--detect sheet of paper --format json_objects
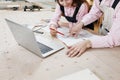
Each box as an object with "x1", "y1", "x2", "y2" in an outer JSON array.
[
  {"x1": 42, "y1": 26, "x2": 98, "y2": 46},
  {"x1": 56, "y1": 69, "x2": 101, "y2": 80}
]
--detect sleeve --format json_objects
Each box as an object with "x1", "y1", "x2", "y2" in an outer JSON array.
[
  {"x1": 89, "y1": 8, "x2": 120, "y2": 48},
  {"x1": 49, "y1": 4, "x2": 62, "y2": 27},
  {"x1": 71, "y1": 2, "x2": 89, "y2": 27},
  {"x1": 81, "y1": 0, "x2": 102, "y2": 26},
  {"x1": 76, "y1": 2, "x2": 89, "y2": 23}
]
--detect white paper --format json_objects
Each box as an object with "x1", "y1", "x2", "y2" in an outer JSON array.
[
  {"x1": 56, "y1": 69, "x2": 101, "y2": 80},
  {"x1": 42, "y1": 26, "x2": 98, "y2": 46}
]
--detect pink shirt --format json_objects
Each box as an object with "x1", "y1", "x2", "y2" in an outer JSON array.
[
  {"x1": 81, "y1": 0, "x2": 120, "y2": 48},
  {"x1": 50, "y1": 3, "x2": 89, "y2": 28}
]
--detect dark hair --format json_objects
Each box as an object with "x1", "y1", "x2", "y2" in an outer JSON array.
[{"x1": 55, "y1": 0, "x2": 89, "y2": 7}]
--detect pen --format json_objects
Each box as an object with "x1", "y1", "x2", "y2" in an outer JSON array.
[
  {"x1": 33, "y1": 30, "x2": 44, "y2": 34},
  {"x1": 105, "y1": 28, "x2": 109, "y2": 32},
  {"x1": 50, "y1": 27, "x2": 64, "y2": 36}
]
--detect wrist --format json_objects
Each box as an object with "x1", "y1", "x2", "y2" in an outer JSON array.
[
  {"x1": 85, "y1": 40, "x2": 92, "y2": 48},
  {"x1": 80, "y1": 21, "x2": 84, "y2": 27},
  {"x1": 78, "y1": 22, "x2": 84, "y2": 29}
]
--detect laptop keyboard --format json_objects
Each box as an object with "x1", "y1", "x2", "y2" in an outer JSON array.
[{"x1": 37, "y1": 42, "x2": 53, "y2": 54}]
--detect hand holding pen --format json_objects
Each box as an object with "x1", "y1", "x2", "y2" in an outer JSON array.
[{"x1": 49, "y1": 25, "x2": 64, "y2": 37}]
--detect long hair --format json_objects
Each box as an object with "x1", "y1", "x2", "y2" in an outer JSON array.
[{"x1": 55, "y1": 0, "x2": 89, "y2": 7}]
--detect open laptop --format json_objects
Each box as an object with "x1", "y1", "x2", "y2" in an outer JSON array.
[{"x1": 5, "y1": 19, "x2": 64, "y2": 58}]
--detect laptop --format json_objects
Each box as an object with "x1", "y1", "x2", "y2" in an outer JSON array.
[{"x1": 5, "y1": 19, "x2": 64, "y2": 58}]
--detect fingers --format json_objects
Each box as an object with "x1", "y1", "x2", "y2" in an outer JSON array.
[
  {"x1": 66, "y1": 46, "x2": 75, "y2": 55},
  {"x1": 69, "y1": 48, "x2": 80, "y2": 57},
  {"x1": 69, "y1": 29, "x2": 80, "y2": 38},
  {"x1": 50, "y1": 30, "x2": 57, "y2": 37},
  {"x1": 66, "y1": 41, "x2": 88, "y2": 57},
  {"x1": 76, "y1": 48, "x2": 86, "y2": 57},
  {"x1": 50, "y1": 25, "x2": 57, "y2": 37},
  {"x1": 69, "y1": 23, "x2": 82, "y2": 37},
  {"x1": 69, "y1": 31, "x2": 76, "y2": 37},
  {"x1": 67, "y1": 47, "x2": 85, "y2": 57},
  {"x1": 67, "y1": 46, "x2": 72, "y2": 49},
  {"x1": 69, "y1": 27, "x2": 75, "y2": 37},
  {"x1": 69, "y1": 30, "x2": 73, "y2": 37},
  {"x1": 73, "y1": 32, "x2": 79, "y2": 38},
  {"x1": 67, "y1": 45, "x2": 80, "y2": 57}
]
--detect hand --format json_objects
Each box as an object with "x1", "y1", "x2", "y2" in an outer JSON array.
[
  {"x1": 66, "y1": 40, "x2": 91, "y2": 57},
  {"x1": 50, "y1": 24, "x2": 57, "y2": 37},
  {"x1": 70, "y1": 22, "x2": 84, "y2": 37}
]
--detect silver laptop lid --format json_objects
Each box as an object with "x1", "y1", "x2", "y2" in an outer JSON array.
[{"x1": 5, "y1": 19, "x2": 42, "y2": 57}]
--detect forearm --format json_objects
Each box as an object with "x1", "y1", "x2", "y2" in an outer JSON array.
[
  {"x1": 89, "y1": 8, "x2": 120, "y2": 48},
  {"x1": 58, "y1": 21, "x2": 69, "y2": 27},
  {"x1": 89, "y1": 35, "x2": 120, "y2": 48},
  {"x1": 49, "y1": 4, "x2": 62, "y2": 28},
  {"x1": 81, "y1": 0, "x2": 102, "y2": 26}
]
